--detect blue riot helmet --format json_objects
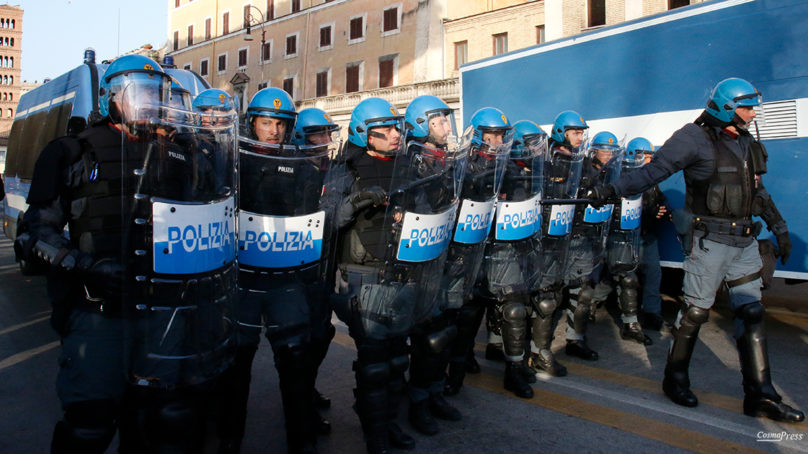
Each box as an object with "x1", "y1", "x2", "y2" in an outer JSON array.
[
  {"x1": 99, "y1": 54, "x2": 171, "y2": 122},
  {"x1": 405, "y1": 95, "x2": 457, "y2": 147},
  {"x1": 246, "y1": 87, "x2": 297, "y2": 144},
  {"x1": 293, "y1": 107, "x2": 340, "y2": 146},
  {"x1": 705, "y1": 77, "x2": 761, "y2": 125},
  {"x1": 587, "y1": 131, "x2": 622, "y2": 168},
  {"x1": 550, "y1": 110, "x2": 588, "y2": 148},
  {"x1": 193, "y1": 88, "x2": 237, "y2": 112},
  {"x1": 469, "y1": 107, "x2": 511, "y2": 148},
  {"x1": 511, "y1": 120, "x2": 546, "y2": 159},
  {"x1": 193, "y1": 88, "x2": 237, "y2": 127},
  {"x1": 348, "y1": 97, "x2": 404, "y2": 155},
  {"x1": 626, "y1": 137, "x2": 654, "y2": 167}
]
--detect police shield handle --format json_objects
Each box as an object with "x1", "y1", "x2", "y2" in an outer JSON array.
[{"x1": 584, "y1": 184, "x2": 616, "y2": 208}]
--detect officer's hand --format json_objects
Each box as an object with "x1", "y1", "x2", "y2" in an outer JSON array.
[
  {"x1": 65, "y1": 249, "x2": 94, "y2": 271},
  {"x1": 585, "y1": 184, "x2": 615, "y2": 208},
  {"x1": 82, "y1": 258, "x2": 125, "y2": 297},
  {"x1": 357, "y1": 186, "x2": 387, "y2": 207},
  {"x1": 776, "y1": 232, "x2": 792, "y2": 265}
]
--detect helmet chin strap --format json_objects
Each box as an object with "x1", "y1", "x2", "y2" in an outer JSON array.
[{"x1": 732, "y1": 112, "x2": 751, "y2": 131}]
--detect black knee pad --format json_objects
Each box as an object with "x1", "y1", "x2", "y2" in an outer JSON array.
[
  {"x1": 356, "y1": 361, "x2": 391, "y2": 387},
  {"x1": 502, "y1": 302, "x2": 527, "y2": 322},
  {"x1": 426, "y1": 325, "x2": 456, "y2": 354},
  {"x1": 577, "y1": 285, "x2": 594, "y2": 307},
  {"x1": 682, "y1": 305, "x2": 709, "y2": 325},
  {"x1": 736, "y1": 301, "x2": 765, "y2": 323},
  {"x1": 619, "y1": 272, "x2": 640, "y2": 289},
  {"x1": 533, "y1": 295, "x2": 557, "y2": 319},
  {"x1": 389, "y1": 354, "x2": 409, "y2": 375}
]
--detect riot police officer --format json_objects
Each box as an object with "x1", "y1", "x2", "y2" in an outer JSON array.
[
  {"x1": 530, "y1": 111, "x2": 587, "y2": 377},
  {"x1": 333, "y1": 97, "x2": 462, "y2": 453},
  {"x1": 561, "y1": 131, "x2": 624, "y2": 361},
  {"x1": 219, "y1": 88, "x2": 339, "y2": 454},
  {"x1": 589, "y1": 78, "x2": 803, "y2": 422},
  {"x1": 402, "y1": 95, "x2": 465, "y2": 435},
  {"x1": 442, "y1": 108, "x2": 513, "y2": 397},
  {"x1": 16, "y1": 54, "x2": 239, "y2": 453}
]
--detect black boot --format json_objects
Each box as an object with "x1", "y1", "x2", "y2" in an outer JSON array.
[
  {"x1": 662, "y1": 306, "x2": 706, "y2": 408},
  {"x1": 529, "y1": 350, "x2": 567, "y2": 377},
  {"x1": 429, "y1": 392, "x2": 461, "y2": 421},
  {"x1": 621, "y1": 322, "x2": 653, "y2": 345},
  {"x1": 388, "y1": 423, "x2": 415, "y2": 450},
  {"x1": 640, "y1": 311, "x2": 665, "y2": 331},
  {"x1": 276, "y1": 346, "x2": 318, "y2": 454},
  {"x1": 504, "y1": 361, "x2": 534, "y2": 398},
  {"x1": 408, "y1": 399, "x2": 439, "y2": 435},
  {"x1": 520, "y1": 357, "x2": 537, "y2": 384},
  {"x1": 443, "y1": 361, "x2": 466, "y2": 396},
  {"x1": 737, "y1": 303, "x2": 805, "y2": 423},
  {"x1": 565, "y1": 339, "x2": 599, "y2": 361}
]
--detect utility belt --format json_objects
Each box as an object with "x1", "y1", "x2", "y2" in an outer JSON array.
[{"x1": 692, "y1": 216, "x2": 760, "y2": 237}]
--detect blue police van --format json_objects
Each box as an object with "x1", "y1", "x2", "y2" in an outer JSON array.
[
  {"x1": 460, "y1": 0, "x2": 808, "y2": 281},
  {"x1": 2, "y1": 50, "x2": 209, "y2": 272}
]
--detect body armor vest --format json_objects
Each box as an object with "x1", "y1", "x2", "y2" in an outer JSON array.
[
  {"x1": 65, "y1": 124, "x2": 135, "y2": 259},
  {"x1": 344, "y1": 151, "x2": 396, "y2": 266},
  {"x1": 685, "y1": 127, "x2": 754, "y2": 221}
]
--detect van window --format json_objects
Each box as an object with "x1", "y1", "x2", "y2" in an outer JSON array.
[{"x1": 4, "y1": 117, "x2": 24, "y2": 177}]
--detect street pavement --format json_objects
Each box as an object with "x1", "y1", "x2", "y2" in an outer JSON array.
[{"x1": 1, "y1": 236, "x2": 807, "y2": 454}]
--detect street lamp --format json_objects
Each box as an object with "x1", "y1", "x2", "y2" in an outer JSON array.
[{"x1": 244, "y1": 5, "x2": 267, "y2": 85}]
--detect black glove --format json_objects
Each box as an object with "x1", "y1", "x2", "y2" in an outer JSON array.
[
  {"x1": 585, "y1": 184, "x2": 615, "y2": 208},
  {"x1": 775, "y1": 232, "x2": 792, "y2": 265},
  {"x1": 81, "y1": 258, "x2": 125, "y2": 299},
  {"x1": 336, "y1": 186, "x2": 387, "y2": 228}
]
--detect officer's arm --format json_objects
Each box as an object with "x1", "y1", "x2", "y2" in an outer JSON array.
[
  {"x1": 612, "y1": 126, "x2": 701, "y2": 197},
  {"x1": 753, "y1": 184, "x2": 787, "y2": 235},
  {"x1": 16, "y1": 139, "x2": 82, "y2": 269}
]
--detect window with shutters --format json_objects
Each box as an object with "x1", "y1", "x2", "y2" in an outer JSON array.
[
  {"x1": 222, "y1": 12, "x2": 230, "y2": 34},
  {"x1": 292, "y1": 0, "x2": 300, "y2": 13},
  {"x1": 187, "y1": 25, "x2": 194, "y2": 46},
  {"x1": 262, "y1": 41, "x2": 272, "y2": 62},
  {"x1": 286, "y1": 33, "x2": 298, "y2": 58},
  {"x1": 218, "y1": 53, "x2": 227, "y2": 73},
  {"x1": 669, "y1": 0, "x2": 689, "y2": 9},
  {"x1": 589, "y1": 0, "x2": 605, "y2": 27},
  {"x1": 283, "y1": 78, "x2": 294, "y2": 97},
  {"x1": 454, "y1": 41, "x2": 467, "y2": 70},
  {"x1": 267, "y1": 0, "x2": 274, "y2": 20},
  {"x1": 238, "y1": 48, "x2": 248, "y2": 68},
  {"x1": 200, "y1": 59, "x2": 209, "y2": 76},
  {"x1": 536, "y1": 25, "x2": 545, "y2": 44},
  {"x1": 382, "y1": 6, "x2": 400, "y2": 35},
  {"x1": 319, "y1": 24, "x2": 333, "y2": 50},
  {"x1": 346, "y1": 64, "x2": 360, "y2": 93},
  {"x1": 316, "y1": 71, "x2": 328, "y2": 97},
  {"x1": 205, "y1": 18, "x2": 212, "y2": 40},
  {"x1": 173, "y1": 30, "x2": 179, "y2": 50},
  {"x1": 379, "y1": 56, "x2": 396, "y2": 88},
  {"x1": 493, "y1": 33, "x2": 507, "y2": 55},
  {"x1": 349, "y1": 15, "x2": 365, "y2": 44}
]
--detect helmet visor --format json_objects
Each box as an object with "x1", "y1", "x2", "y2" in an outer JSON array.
[{"x1": 114, "y1": 73, "x2": 172, "y2": 124}]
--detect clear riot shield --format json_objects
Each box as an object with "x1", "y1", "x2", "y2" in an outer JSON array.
[
  {"x1": 237, "y1": 137, "x2": 338, "y2": 275},
  {"x1": 483, "y1": 132, "x2": 545, "y2": 298},
  {"x1": 566, "y1": 139, "x2": 625, "y2": 280},
  {"x1": 537, "y1": 144, "x2": 585, "y2": 290},
  {"x1": 606, "y1": 150, "x2": 644, "y2": 274},
  {"x1": 442, "y1": 127, "x2": 510, "y2": 308},
  {"x1": 121, "y1": 100, "x2": 239, "y2": 388},
  {"x1": 358, "y1": 140, "x2": 465, "y2": 338}
]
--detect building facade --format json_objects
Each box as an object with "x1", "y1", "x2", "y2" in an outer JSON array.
[
  {"x1": 0, "y1": 5, "x2": 21, "y2": 136},
  {"x1": 166, "y1": 0, "x2": 702, "y2": 127}
]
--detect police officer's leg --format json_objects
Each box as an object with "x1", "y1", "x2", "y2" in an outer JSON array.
[
  {"x1": 387, "y1": 336, "x2": 415, "y2": 450},
  {"x1": 564, "y1": 280, "x2": 599, "y2": 360},
  {"x1": 639, "y1": 234, "x2": 664, "y2": 330},
  {"x1": 131, "y1": 386, "x2": 208, "y2": 454},
  {"x1": 663, "y1": 233, "x2": 723, "y2": 407},
  {"x1": 500, "y1": 297, "x2": 533, "y2": 398},
  {"x1": 728, "y1": 242, "x2": 804, "y2": 422},
  {"x1": 618, "y1": 271, "x2": 652, "y2": 345},
  {"x1": 353, "y1": 338, "x2": 392, "y2": 454},
  {"x1": 309, "y1": 282, "x2": 335, "y2": 411},
  {"x1": 528, "y1": 289, "x2": 567, "y2": 377},
  {"x1": 216, "y1": 289, "x2": 262, "y2": 453},
  {"x1": 444, "y1": 295, "x2": 488, "y2": 396},
  {"x1": 408, "y1": 319, "x2": 440, "y2": 435},
  {"x1": 484, "y1": 303, "x2": 505, "y2": 362},
  {"x1": 51, "y1": 311, "x2": 126, "y2": 454},
  {"x1": 265, "y1": 284, "x2": 319, "y2": 454}
]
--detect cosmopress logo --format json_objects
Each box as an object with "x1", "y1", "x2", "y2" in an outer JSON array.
[{"x1": 756, "y1": 431, "x2": 805, "y2": 443}]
